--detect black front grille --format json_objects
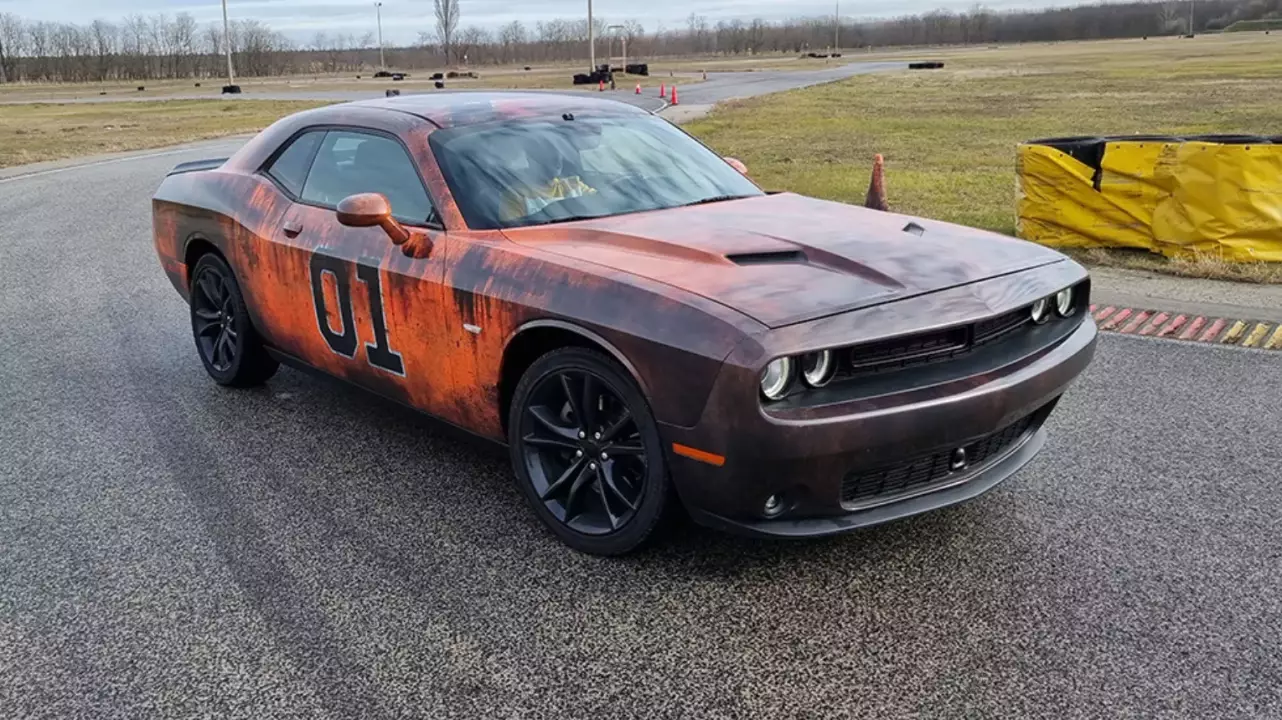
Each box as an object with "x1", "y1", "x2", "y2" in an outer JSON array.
[
  {"x1": 840, "y1": 413, "x2": 1037, "y2": 506},
  {"x1": 835, "y1": 308, "x2": 1031, "y2": 381},
  {"x1": 974, "y1": 309, "x2": 1031, "y2": 345}
]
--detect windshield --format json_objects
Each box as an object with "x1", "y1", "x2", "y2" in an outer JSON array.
[{"x1": 428, "y1": 114, "x2": 764, "y2": 230}]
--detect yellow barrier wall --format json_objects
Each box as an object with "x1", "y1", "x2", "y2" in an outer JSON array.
[{"x1": 1016, "y1": 139, "x2": 1282, "y2": 262}]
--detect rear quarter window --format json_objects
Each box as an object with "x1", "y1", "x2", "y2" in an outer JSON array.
[{"x1": 265, "y1": 131, "x2": 324, "y2": 196}]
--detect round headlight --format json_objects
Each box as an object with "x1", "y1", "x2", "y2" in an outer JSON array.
[
  {"x1": 760, "y1": 357, "x2": 794, "y2": 401},
  {"x1": 1030, "y1": 298, "x2": 1051, "y2": 324},
  {"x1": 1055, "y1": 287, "x2": 1075, "y2": 317},
  {"x1": 800, "y1": 350, "x2": 836, "y2": 388}
]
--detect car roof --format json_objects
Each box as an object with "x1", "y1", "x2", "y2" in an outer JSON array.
[{"x1": 350, "y1": 91, "x2": 652, "y2": 129}]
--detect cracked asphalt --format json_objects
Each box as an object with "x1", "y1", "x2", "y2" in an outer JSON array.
[{"x1": 3, "y1": 127, "x2": 1282, "y2": 719}]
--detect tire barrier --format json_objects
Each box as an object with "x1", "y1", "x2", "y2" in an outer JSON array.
[
  {"x1": 385, "y1": 89, "x2": 400, "y2": 97},
  {"x1": 573, "y1": 65, "x2": 614, "y2": 85},
  {"x1": 1017, "y1": 135, "x2": 1282, "y2": 262},
  {"x1": 908, "y1": 61, "x2": 945, "y2": 69},
  {"x1": 625, "y1": 63, "x2": 649, "y2": 76},
  {"x1": 221, "y1": 85, "x2": 241, "y2": 94}
]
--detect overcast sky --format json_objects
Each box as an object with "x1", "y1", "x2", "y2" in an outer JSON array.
[{"x1": 3, "y1": 0, "x2": 1067, "y2": 45}]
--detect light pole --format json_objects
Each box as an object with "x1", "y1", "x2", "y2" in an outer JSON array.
[
  {"x1": 221, "y1": 0, "x2": 235, "y2": 86},
  {"x1": 588, "y1": 0, "x2": 595, "y2": 70},
  {"x1": 375, "y1": 2, "x2": 385, "y2": 70},
  {"x1": 607, "y1": 25, "x2": 626, "y2": 72},
  {"x1": 835, "y1": 1, "x2": 840, "y2": 52}
]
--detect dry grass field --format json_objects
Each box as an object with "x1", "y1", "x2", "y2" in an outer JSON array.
[
  {"x1": 4, "y1": 35, "x2": 1279, "y2": 280},
  {"x1": 684, "y1": 32, "x2": 1282, "y2": 282},
  {"x1": 0, "y1": 53, "x2": 856, "y2": 103},
  {"x1": 0, "y1": 100, "x2": 329, "y2": 167}
]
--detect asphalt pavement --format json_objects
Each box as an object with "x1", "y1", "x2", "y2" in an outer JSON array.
[
  {"x1": 3, "y1": 128, "x2": 1282, "y2": 719},
  {"x1": 0, "y1": 61, "x2": 904, "y2": 107}
]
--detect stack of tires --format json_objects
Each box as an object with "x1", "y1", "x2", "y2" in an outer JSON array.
[{"x1": 573, "y1": 64, "x2": 615, "y2": 85}]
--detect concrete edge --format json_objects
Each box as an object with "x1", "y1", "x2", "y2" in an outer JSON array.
[{"x1": 1091, "y1": 289, "x2": 1282, "y2": 325}]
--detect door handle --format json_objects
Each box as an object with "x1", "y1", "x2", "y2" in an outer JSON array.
[{"x1": 282, "y1": 220, "x2": 303, "y2": 237}]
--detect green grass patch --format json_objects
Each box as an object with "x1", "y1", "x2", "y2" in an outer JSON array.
[
  {"x1": 684, "y1": 34, "x2": 1282, "y2": 280},
  {"x1": 1224, "y1": 19, "x2": 1282, "y2": 32}
]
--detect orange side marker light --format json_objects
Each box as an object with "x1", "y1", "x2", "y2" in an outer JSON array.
[{"x1": 672, "y1": 443, "x2": 725, "y2": 467}]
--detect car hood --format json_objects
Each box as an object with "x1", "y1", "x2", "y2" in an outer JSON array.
[{"x1": 501, "y1": 193, "x2": 1064, "y2": 328}]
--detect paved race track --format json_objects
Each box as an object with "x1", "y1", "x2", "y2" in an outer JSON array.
[{"x1": 2, "y1": 141, "x2": 1281, "y2": 719}]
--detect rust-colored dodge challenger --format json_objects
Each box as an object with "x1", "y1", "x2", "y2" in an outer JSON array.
[{"x1": 152, "y1": 92, "x2": 1097, "y2": 555}]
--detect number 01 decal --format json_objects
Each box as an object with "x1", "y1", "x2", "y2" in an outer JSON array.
[{"x1": 309, "y1": 251, "x2": 405, "y2": 376}]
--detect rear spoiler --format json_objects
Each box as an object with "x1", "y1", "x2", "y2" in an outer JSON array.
[{"x1": 167, "y1": 158, "x2": 228, "y2": 176}]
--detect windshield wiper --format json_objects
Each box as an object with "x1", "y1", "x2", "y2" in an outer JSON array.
[{"x1": 679, "y1": 194, "x2": 755, "y2": 208}]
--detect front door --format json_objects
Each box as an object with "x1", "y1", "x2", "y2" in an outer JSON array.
[{"x1": 262, "y1": 127, "x2": 449, "y2": 410}]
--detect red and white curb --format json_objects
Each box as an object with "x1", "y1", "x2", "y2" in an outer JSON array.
[{"x1": 1091, "y1": 305, "x2": 1282, "y2": 349}]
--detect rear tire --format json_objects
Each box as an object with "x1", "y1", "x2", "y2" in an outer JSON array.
[
  {"x1": 508, "y1": 347, "x2": 671, "y2": 556},
  {"x1": 189, "y1": 253, "x2": 278, "y2": 387}
]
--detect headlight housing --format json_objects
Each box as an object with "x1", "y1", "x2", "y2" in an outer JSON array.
[
  {"x1": 760, "y1": 357, "x2": 794, "y2": 400},
  {"x1": 1030, "y1": 298, "x2": 1051, "y2": 324},
  {"x1": 800, "y1": 350, "x2": 836, "y2": 388},
  {"x1": 1055, "y1": 287, "x2": 1075, "y2": 317}
]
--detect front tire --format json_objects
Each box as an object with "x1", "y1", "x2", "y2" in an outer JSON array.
[
  {"x1": 189, "y1": 253, "x2": 278, "y2": 387},
  {"x1": 508, "y1": 347, "x2": 671, "y2": 556}
]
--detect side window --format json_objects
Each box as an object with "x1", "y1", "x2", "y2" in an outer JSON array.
[
  {"x1": 265, "y1": 131, "x2": 323, "y2": 197},
  {"x1": 300, "y1": 130, "x2": 436, "y2": 225}
]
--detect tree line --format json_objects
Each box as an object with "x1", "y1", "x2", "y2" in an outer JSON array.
[{"x1": 2, "y1": 0, "x2": 1281, "y2": 83}]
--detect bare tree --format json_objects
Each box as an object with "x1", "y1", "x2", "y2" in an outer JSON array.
[
  {"x1": 498, "y1": 20, "x2": 526, "y2": 63},
  {"x1": 0, "y1": 12, "x2": 25, "y2": 82},
  {"x1": 434, "y1": 0, "x2": 459, "y2": 65},
  {"x1": 455, "y1": 26, "x2": 490, "y2": 65},
  {"x1": 4, "y1": 0, "x2": 1275, "y2": 83}
]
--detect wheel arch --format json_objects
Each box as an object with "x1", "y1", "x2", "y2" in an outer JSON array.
[
  {"x1": 183, "y1": 234, "x2": 225, "y2": 280},
  {"x1": 498, "y1": 319, "x2": 651, "y2": 435}
]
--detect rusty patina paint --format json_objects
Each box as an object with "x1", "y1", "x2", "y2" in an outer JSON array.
[
  {"x1": 152, "y1": 93, "x2": 1096, "y2": 532},
  {"x1": 153, "y1": 96, "x2": 757, "y2": 437}
]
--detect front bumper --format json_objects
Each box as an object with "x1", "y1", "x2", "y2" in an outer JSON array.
[{"x1": 660, "y1": 314, "x2": 1097, "y2": 539}]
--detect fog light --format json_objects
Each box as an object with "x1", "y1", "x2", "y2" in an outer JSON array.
[{"x1": 763, "y1": 494, "x2": 784, "y2": 517}]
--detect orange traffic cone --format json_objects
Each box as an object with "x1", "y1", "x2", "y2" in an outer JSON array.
[
  {"x1": 864, "y1": 154, "x2": 888, "y2": 211},
  {"x1": 598, "y1": 79, "x2": 604, "y2": 92},
  {"x1": 659, "y1": 82, "x2": 665, "y2": 98},
  {"x1": 670, "y1": 85, "x2": 679, "y2": 105},
  {"x1": 635, "y1": 83, "x2": 642, "y2": 95}
]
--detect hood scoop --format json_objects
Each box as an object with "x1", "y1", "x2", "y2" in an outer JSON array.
[{"x1": 725, "y1": 250, "x2": 807, "y2": 266}]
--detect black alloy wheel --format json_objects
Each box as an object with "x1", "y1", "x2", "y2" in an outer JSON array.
[
  {"x1": 509, "y1": 348, "x2": 670, "y2": 555},
  {"x1": 192, "y1": 267, "x2": 239, "y2": 373},
  {"x1": 189, "y1": 253, "x2": 278, "y2": 387}
]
